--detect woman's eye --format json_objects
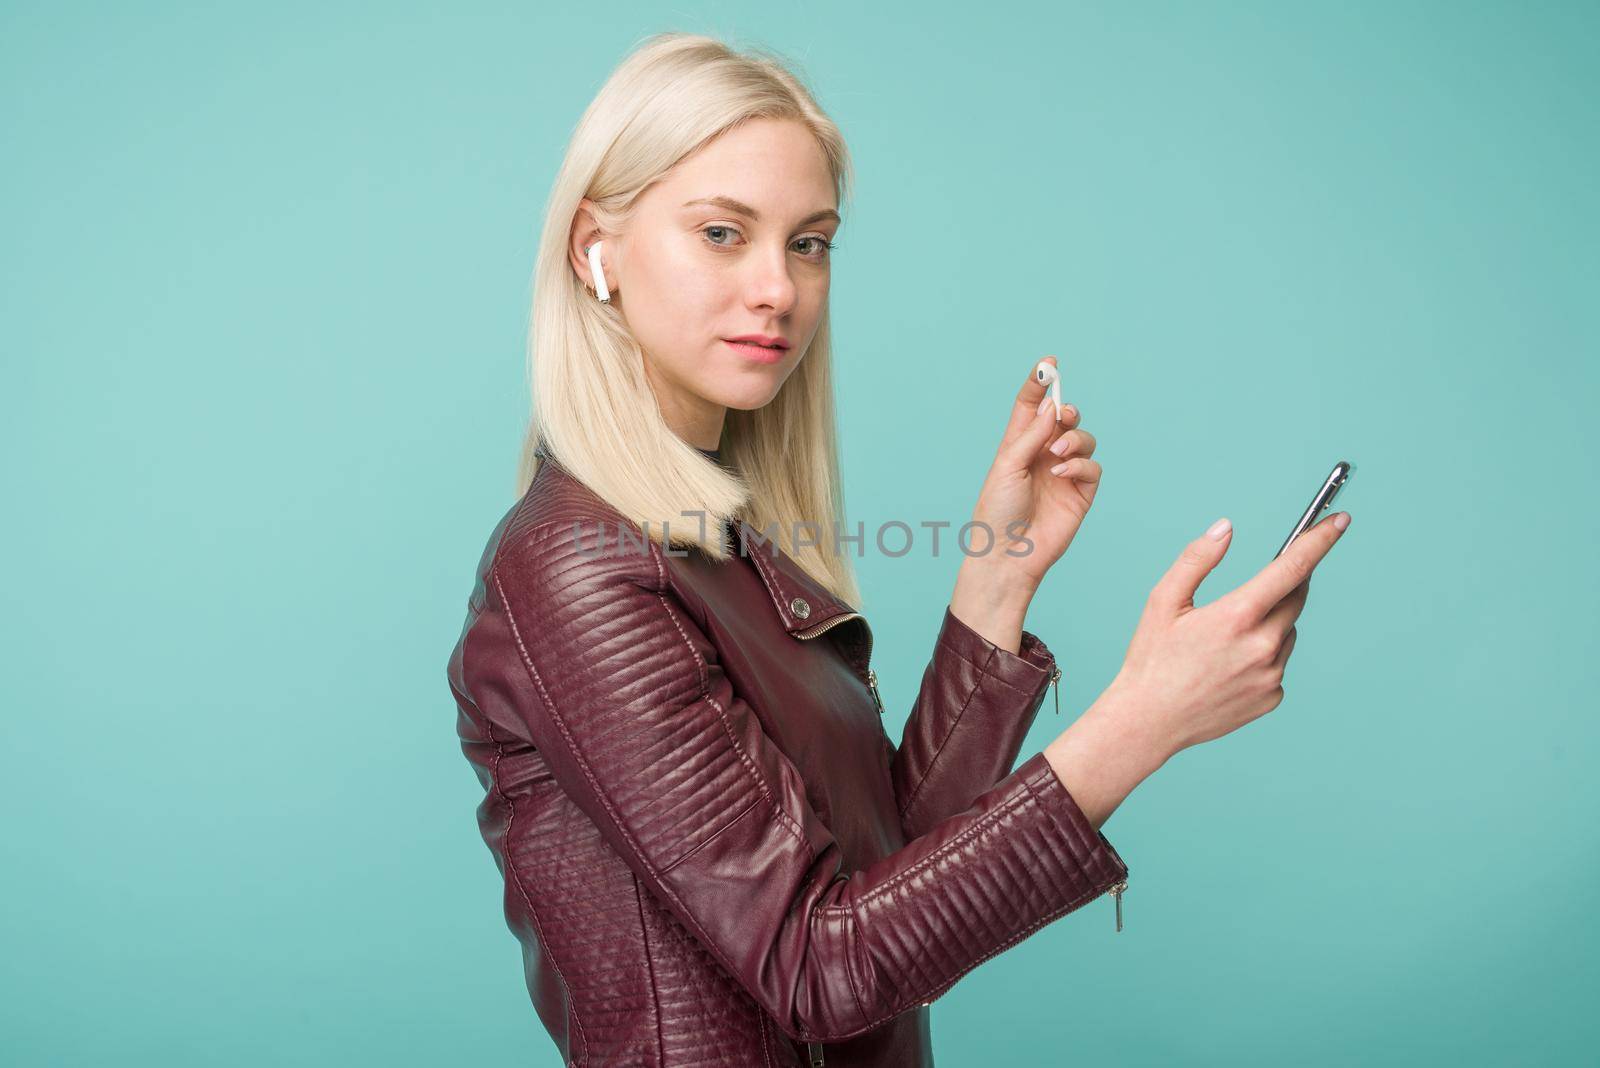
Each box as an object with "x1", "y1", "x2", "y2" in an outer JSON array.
[
  {"x1": 794, "y1": 236, "x2": 834, "y2": 259},
  {"x1": 700, "y1": 225, "x2": 834, "y2": 260}
]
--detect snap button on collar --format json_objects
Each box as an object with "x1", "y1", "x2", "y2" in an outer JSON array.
[{"x1": 790, "y1": 597, "x2": 811, "y2": 619}]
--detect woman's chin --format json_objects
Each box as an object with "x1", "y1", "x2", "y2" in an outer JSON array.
[
  {"x1": 707, "y1": 368, "x2": 790, "y2": 410},
  {"x1": 716, "y1": 390, "x2": 782, "y2": 413}
]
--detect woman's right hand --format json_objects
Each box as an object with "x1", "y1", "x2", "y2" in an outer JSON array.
[{"x1": 1108, "y1": 511, "x2": 1351, "y2": 759}]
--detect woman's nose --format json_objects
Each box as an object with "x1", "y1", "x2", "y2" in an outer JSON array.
[{"x1": 743, "y1": 250, "x2": 799, "y2": 313}]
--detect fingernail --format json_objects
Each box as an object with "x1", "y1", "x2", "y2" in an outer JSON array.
[
  {"x1": 1037, "y1": 395, "x2": 1055, "y2": 416},
  {"x1": 1050, "y1": 460, "x2": 1071, "y2": 476},
  {"x1": 1049, "y1": 434, "x2": 1071, "y2": 456},
  {"x1": 1063, "y1": 404, "x2": 1078, "y2": 420},
  {"x1": 1332, "y1": 512, "x2": 1350, "y2": 531},
  {"x1": 1206, "y1": 517, "x2": 1231, "y2": 540}
]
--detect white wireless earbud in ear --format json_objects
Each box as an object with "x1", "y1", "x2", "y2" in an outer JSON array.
[
  {"x1": 586, "y1": 241, "x2": 611, "y2": 304},
  {"x1": 1033, "y1": 359, "x2": 1061, "y2": 413}
]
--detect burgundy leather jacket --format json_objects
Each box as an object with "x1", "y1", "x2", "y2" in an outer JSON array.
[{"x1": 446, "y1": 444, "x2": 1129, "y2": 1066}]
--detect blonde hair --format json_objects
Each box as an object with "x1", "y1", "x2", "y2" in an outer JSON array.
[{"x1": 516, "y1": 31, "x2": 861, "y2": 607}]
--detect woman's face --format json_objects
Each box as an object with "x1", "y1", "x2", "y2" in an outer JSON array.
[{"x1": 571, "y1": 118, "x2": 840, "y2": 447}]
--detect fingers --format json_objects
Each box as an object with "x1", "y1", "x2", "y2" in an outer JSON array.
[
  {"x1": 1049, "y1": 457, "x2": 1101, "y2": 482},
  {"x1": 1224, "y1": 512, "x2": 1349, "y2": 621},
  {"x1": 1047, "y1": 425, "x2": 1095, "y2": 462},
  {"x1": 1261, "y1": 574, "x2": 1309, "y2": 635},
  {"x1": 1002, "y1": 355, "x2": 1059, "y2": 442},
  {"x1": 1267, "y1": 624, "x2": 1297, "y2": 673},
  {"x1": 999, "y1": 395, "x2": 1063, "y2": 468},
  {"x1": 998, "y1": 362, "x2": 1068, "y2": 469},
  {"x1": 1149, "y1": 517, "x2": 1234, "y2": 614}
]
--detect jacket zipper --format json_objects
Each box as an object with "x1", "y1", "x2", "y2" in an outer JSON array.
[
  {"x1": 792, "y1": 610, "x2": 854, "y2": 1068},
  {"x1": 794, "y1": 611, "x2": 882, "y2": 715}
]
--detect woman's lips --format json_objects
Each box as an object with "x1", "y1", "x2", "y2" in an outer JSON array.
[{"x1": 723, "y1": 339, "x2": 788, "y2": 364}]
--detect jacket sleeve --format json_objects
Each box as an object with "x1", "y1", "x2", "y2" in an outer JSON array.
[
  {"x1": 467, "y1": 519, "x2": 1127, "y2": 1045},
  {"x1": 891, "y1": 606, "x2": 1059, "y2": 840}
]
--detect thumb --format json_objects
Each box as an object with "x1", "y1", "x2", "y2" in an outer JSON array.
[
  {"x1": 1150, "y1": 517, "x2": 1233, "y2": 613},
  {"x1": 999, "y1": 395, "x2": 1062, "y2": 470}
]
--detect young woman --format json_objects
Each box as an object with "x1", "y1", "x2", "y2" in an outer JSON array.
[{"x1": 445, "y1": 32, "x2": 1349, "y2": 1068}]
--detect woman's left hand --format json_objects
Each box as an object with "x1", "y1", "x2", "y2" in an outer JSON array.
[{"x1": 966, "y1": 355, "x2": 1101, "y2": 595}]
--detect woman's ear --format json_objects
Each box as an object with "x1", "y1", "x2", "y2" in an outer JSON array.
[{"x1": 569, "y1": 198, "x2": 610, "y2": 296}]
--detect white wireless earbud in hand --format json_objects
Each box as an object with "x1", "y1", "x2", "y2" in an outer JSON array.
[
  {"x1": 1033, "y1": 359, "x2": 1061, "y2": 415},
  {"x1": 586, "y1": 240, "x2": 611, "y2": 304}
]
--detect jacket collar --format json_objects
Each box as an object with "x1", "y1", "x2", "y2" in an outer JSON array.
[
  {"x1": 532, "y1": 440, "x2": 863, "y2": 645},
  {"x1": 732, "y1": 519, "x2": 857, "y2": 637},
  {"x1": 735, "y1": 519, "x2": 872, "y2": 673}
]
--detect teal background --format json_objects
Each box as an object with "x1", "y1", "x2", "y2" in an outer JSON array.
[{"x1": 4, "y1": 2, "x2": 1595, "y2": 1064}]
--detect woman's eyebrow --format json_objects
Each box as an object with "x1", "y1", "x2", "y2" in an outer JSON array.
[{"x1": 681, "y1": 195, "x2": 839, "y2": 227}]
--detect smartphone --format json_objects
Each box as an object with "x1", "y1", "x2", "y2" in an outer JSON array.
[{"x1": 1274, "y1": 460, "x2": 1355, "y2": 559}]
